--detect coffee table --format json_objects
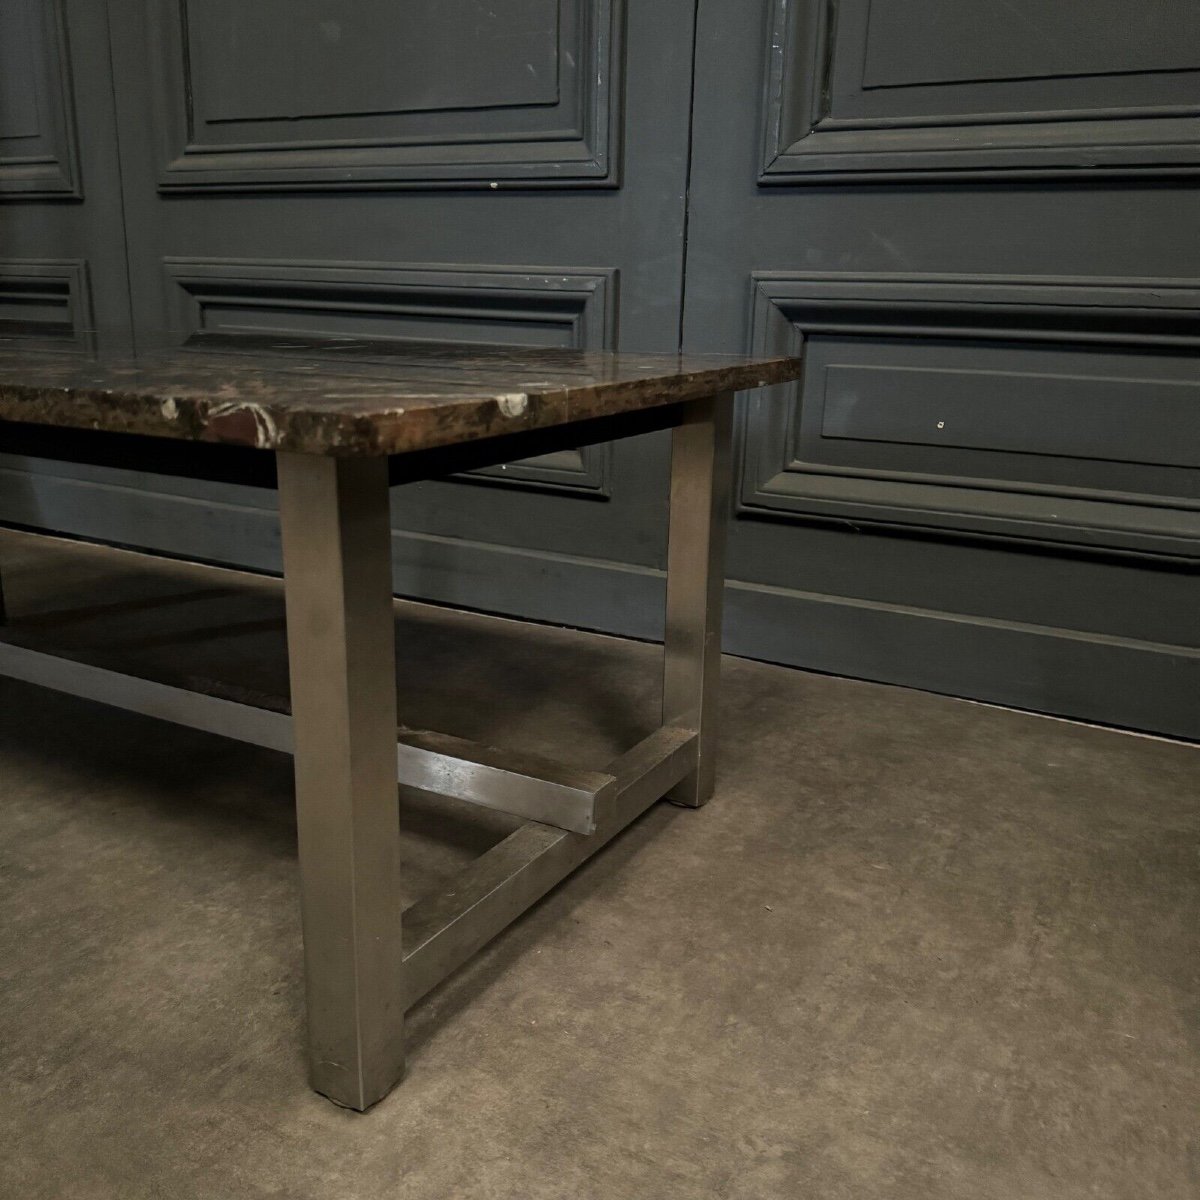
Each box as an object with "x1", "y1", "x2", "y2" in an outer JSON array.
[{"x1": 0, "y1": 332, "x2": 802, "y2": 1109}]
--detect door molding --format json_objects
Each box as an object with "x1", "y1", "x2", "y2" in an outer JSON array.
[
  {"x1": 142, "y1": 0, "x2": 624, "y2": 191},
  {"x1": 743, "y1": 272, "x2": 1200, "y2": 558},
  {"x1": 761, "y1": 0, "x2": 1200, "y2": 182},
  {"x1": 0, "y1": 0, "x2": 81, "y2": 199},
  {"x1": 163, "y1": 257, "x2": 619, "y2": 498},
  {"x1": 0, "y1": 259, "x2": 94, "y2": 347}
]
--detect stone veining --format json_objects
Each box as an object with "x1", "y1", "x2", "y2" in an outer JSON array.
[{"x1": 0, "y1": 331, "x2": 804, "y2": 458}]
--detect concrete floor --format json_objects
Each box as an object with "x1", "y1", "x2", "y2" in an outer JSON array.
[{"x1": 0, "y1": 528, "x2": 1196, "y2": 1200}]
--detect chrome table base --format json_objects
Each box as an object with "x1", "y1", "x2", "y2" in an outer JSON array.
[{"x1": 0, "y1": 393, "x2": 733, "y2": 1110}]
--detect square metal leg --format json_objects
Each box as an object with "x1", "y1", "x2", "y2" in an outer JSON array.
[
  {"x1": 662, "y1": 392, "x2": 733, "y2": 807},
  {"x1": 277, "y1": 453, "x2": 405, "y2": 1111}
]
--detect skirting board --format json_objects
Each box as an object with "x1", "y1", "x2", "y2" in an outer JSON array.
[{"x1": 0, "y1": 459, "x2": 1196, "y2": 741}]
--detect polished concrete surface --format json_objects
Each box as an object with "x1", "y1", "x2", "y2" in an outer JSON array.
[{"x1": 0, "y1": 529, "x2": 1196, "y2": 1200}]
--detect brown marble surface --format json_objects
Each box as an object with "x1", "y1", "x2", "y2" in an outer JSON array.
[{"x1": 0, "y1": 332, "x2": 802, "y2": 456}]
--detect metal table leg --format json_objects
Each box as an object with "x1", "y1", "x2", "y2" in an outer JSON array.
[
  {"x1": 277, "y1": 453, "x2": 406, "y2": 1111},
  {"x1": 662, "y1": 392, "x2": 734, "y2": 807}
]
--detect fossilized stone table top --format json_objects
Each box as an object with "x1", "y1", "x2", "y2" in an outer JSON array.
[{"x1": 0, "y1": 332, "x2": 803, "y2": 457}]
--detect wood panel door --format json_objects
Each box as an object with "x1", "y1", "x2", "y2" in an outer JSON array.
[
  {"x1": 0, "y1": 0, "x2": 135, "y2": 531},
  {"x1": 24, "y1": 0, "x2": 698, "y2": 637},
  {"x1": 683, "y1": 0, "x2": 1200, "y2": 738}
]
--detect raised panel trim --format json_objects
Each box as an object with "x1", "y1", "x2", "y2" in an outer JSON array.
[
  {"x1": 0, "y1": 259, "x2": 94, "y2": 348},
  {"x1": 760, "y1": 0, "x2": 1200, "y2": 182},
  {"x1": 150, "y1": 0, "x2": 623, "y2": 191},
  {"x1": 743, "y1": 272, "x2": 1200, "y2": 558},
  {"x1": 0, "y1": 1, "x2": 81, "y2": 199},
  {"x1": 163, "y1": 258, "x2": 618, "y2": 497}
]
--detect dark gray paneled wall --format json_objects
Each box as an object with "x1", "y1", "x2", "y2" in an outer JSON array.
[
  {"x1": 0, "y1": 1, "x2": 132, "y2": 336},
  {"x1": 684, "y1": 0, "x2": 1199, "y2": 738},
  {"x1": 0, "y1": 0, "x2": 1196, "y2": 738},
  {"x1": 1, "y1": 0, "x2": 691, "y2": 620}
]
